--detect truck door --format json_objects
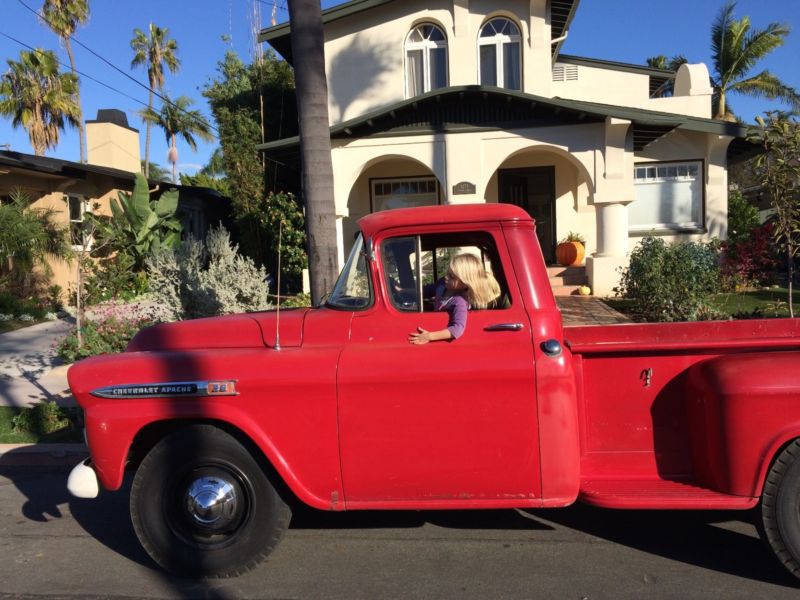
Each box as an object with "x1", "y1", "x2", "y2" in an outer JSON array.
[{"x1": 337, "y1": 227, "x2": 541, "y2": 505}]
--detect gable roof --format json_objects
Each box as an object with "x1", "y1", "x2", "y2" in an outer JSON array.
[
  {"x1": 259, "y1": 0, "x2": 580, "y2": 65},
  {"x1": 257, "y1": 85, "x2": 758, "y2": 168}
]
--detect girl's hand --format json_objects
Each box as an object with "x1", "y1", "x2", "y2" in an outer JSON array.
[{"x1": 408, "y1": 327, "x2": 430, "y2": 345}]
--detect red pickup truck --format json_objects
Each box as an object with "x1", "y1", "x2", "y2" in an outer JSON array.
[{"x1": 67, "y1": 204, "x2": 800, "y2": 578}]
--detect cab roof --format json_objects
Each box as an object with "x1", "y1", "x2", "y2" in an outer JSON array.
[{"x1": 357, "y1": 204, "x2": 532, "y2": 239}]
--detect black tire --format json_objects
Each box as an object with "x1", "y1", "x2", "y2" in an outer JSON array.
[
  {"x1": 760, "y1": 438, "x2": 800, "y2": 578},
  {"x1": 130, "y1": 424, "x2": 291, "y2": 577}
]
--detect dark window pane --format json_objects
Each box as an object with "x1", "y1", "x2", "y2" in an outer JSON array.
[
  {"x1": 480, "y1": 45, "x2": 497, "y2": 86},
  {"x1": 503, "y1": 42, "x2": 520, "y2": 90},
  {"x1": 68, "y1": 196, "x2": 81, "y2": 221},
  {"x1": 430, "y1": 47, "x2": 448, "y2": 89},
  {"x1": 429, "y1": 26, "x2": 445, "y2": 42}
]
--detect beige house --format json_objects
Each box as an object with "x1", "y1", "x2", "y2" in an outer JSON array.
[
  {"x1": 259, "y1": 0, "x2": 754, "y2": 295},
  {"x1": 1, "y1": 110, "x2": 230, "y2": 299}
]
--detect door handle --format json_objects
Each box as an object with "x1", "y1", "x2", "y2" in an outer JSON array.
[{"x1": 484, "y1": 323, "x2": 524, "y2": 332}]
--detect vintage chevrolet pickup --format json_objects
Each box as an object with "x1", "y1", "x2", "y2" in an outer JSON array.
[{"x1": 67, "y1": 203, "x2": 800, "y2": 578}]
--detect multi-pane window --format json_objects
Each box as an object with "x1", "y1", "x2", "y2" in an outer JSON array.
[
  {"x1": 67, "y1": 194, "x2": 89, "y2": 247},
  {"x1": 478, "y1": 18, "x2": 521, "y2": 90},
  {"x1": 371, "y1": 177, "x2": 439, "y2": 212},
  {"x1": 629, "y1": 161, "x2": 703, "y2": 232},
  {"x1": 405, "y1": 24, "x2": 448, "y2": 97}
]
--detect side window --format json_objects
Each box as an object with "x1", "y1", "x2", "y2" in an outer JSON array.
[
  {"x1": 478, "y1": 18, "x2": 521, "y2": 90},
  {"x1": 381, "y1": 232, "x2": 510, "y2": 312},
  {"x1": 405, "y1": 23, "x2": 448, "y2": 98}
]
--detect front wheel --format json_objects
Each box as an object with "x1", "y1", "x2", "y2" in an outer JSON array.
[
  {"x1": 760, "y1": 438, "x2": 800, "y2": 579},
  {"x1": 130, "y1": 424, "x2": 291, "y2": 577}
]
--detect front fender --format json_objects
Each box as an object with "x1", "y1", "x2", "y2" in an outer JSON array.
[{"x1": 70, "y1": 347, "x2": 344, "y2": 510}]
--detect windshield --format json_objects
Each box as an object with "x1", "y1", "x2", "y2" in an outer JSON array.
[{"x1": 326, "y1": 233, "x2": 372, "y2": 310}]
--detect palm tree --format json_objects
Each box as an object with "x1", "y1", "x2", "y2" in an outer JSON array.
[
  {"x1": 40, "y1": 0, "x2": 89, "y2": 163},
  {"x1": 711, "y1": 1, "x2": 800, "y2": 120},
  {"x1": 139, "y1": 95, "x2": 214, "y2": 183},
  {"x1": 646, "y1": 54, "x2": 687, "y2": 98},
  {"x1": 287, "y1": 0, "x2": 339, "y2": 304},
  {"x1": 0, "y1": 48, "x2": 80, "y2": 155},
  {"x1": 130, "y1": 23, "x2": 180, "y2": 178}
]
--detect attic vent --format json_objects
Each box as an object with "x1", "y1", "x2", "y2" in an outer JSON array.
[{"x1": 552, "y1": 64, "x2": 578, "y2": 82}]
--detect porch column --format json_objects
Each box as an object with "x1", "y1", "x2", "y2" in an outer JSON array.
[{"x1": 586, "y1": 117, "x2": 634, "y2": 297}]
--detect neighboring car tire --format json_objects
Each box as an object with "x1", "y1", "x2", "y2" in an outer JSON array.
[
  {"x1": 130, "y1": 424, "x2": 291, "y2": 577},
  {"x1": 760, "y1": 438, "x2": 800, "y2": 578}
]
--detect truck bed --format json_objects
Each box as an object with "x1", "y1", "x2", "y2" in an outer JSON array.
[{"x1": 563, "y1": 318, "x2": 800, "y2": 508}]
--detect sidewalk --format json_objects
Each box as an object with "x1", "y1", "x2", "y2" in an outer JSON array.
[
  {"x1": 556, "y1": 296, "x2": 631, "y2": 326},
  {"x1": 0, "y1": 319, "x2": 75, "y2": 408}
]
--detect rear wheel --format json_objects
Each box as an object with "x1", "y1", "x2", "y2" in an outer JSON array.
[
  {"x1": 760, "y1": 438, "x2": 800, "y2": 578},
  {"x1": 130, "y1": 424, "x2": 291, "y2": 577}
]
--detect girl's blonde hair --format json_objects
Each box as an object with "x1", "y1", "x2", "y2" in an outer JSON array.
[{"x1": 448, "y1": 253, "x2": 501, "y2": 309}]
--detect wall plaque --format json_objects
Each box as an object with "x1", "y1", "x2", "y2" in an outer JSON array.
[{"x1": 452, "y1": 181, "x2": 476, "y2": 195}]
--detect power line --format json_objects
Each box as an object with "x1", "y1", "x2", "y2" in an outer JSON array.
[{"x1": 14, "y1": 0, "x2": 219, "y2": 136}]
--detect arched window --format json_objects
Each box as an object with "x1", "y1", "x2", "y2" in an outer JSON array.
[
  {"x1": 405, "y1": 24, "x2": 448, "y2": 97},
  {"x1": 478, "y1": 18, "x2": 521, "y2": 90}
]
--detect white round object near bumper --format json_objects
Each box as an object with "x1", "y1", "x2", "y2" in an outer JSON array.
[{"x1": 67, "y1": 458, "x2": 99, "y2": 499}]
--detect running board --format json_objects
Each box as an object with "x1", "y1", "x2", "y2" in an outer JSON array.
[{"x1": 579, "y1": 478, "x2": 758, "y2": 509}]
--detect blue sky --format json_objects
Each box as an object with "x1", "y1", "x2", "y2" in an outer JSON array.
[{"x1": 0, "y1": 0, "x2": 797, "y2": 176}]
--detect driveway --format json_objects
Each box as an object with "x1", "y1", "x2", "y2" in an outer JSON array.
[{"x1": 0, "y1": 319, "x2": 74, "y2": 408}]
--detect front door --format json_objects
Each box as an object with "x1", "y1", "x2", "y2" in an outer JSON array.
[
  {"x1": 337, "y1": 227, "x2": 541, "y2": 506},
  {"x1": 499, "y1": 167, "x2": 556, "y2": 263}
]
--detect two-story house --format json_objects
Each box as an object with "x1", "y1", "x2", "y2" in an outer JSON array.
[{"x1": 259, "y1": 0, "x2": 754, "y2": 295}]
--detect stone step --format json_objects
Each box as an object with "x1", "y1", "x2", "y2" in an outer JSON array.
[{"x1": 547, "y1": 265, "x2": 587, "y2": 287}]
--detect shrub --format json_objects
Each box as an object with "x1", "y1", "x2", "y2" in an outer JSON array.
[
  {"x1": 146, "y1": 225, "x2": 272, "y2": 320},
  {"x1": 57, "y1": 315, "x2": 151, "y2": 362},
  {"x1": 615, "y1": 236, "x2": 721, "y2": 322},
  {"x1": 12, "y1": 401, "x2": 73, "y2": 435},
  {"x1": 727, "y1": 190, "x2": 761, "y2": 246},
  {"x1": 720, "y1": 222, "x2": 779, "y2": 290},
  {"x1": 84, "y1": 253, "x2": 149, "y2": 305}
]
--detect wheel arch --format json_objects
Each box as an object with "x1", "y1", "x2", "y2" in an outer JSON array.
[{"x1": 127, "y1": 418, "x2": 323, "y2": 511}]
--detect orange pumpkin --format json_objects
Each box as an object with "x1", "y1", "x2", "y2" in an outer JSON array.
[{"x1": 555, "y1": 241, "x2": 585, "y2": 266}]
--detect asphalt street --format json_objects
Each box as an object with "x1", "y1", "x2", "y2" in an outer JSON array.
[{"x1": 0, "y1": 463, "x2": 798, "y2": 599}]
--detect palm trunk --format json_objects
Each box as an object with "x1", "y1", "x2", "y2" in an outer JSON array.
[
  {"x1": 716, "y1": 90, "x2": 726, "y2": 120},
  {"x1": 65, "y1": 40, "x2": 86, "y2": 163},
  {"x1": 287, "y1": 0, "x2": 339, "y2": 305},
  {"x1": 171, "y1": 134, "x2": 177, "y2": 184},
  {"x1": 144, "y1": 88, "x2": 154, "y2": 177}
]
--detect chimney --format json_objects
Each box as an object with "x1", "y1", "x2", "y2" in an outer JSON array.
[{"x1": 85, "y1": 109, "x2": 140, "y2": 173}]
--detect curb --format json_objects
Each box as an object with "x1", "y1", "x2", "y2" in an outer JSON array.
[{"x1": 0, "y1": 443, "x2": 87, "y2": 467}]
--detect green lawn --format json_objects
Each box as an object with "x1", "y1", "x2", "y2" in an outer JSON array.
[
  {"x1": 605, "y1": 287, "x2": 799, "y2": 320},
  {"x1": 0, "y1": 406, "x2": 83, "y2": 444},
  {"x1": 709, "y1": 287, "x2": 799, "y2": 318}
]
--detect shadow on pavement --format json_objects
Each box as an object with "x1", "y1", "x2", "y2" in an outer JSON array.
[
  {"x1": 531, "y1": 503, "x2": 799, "y2": 588},
  {"x1": 1, "y1": 452, "x2": 797, "y2": 591}
]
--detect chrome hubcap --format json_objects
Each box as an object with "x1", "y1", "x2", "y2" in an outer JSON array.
[{"x1": 184, "y1": 476, "x2": 238, "y2": 529}]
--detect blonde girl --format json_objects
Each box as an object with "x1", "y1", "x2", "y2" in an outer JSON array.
[{"x1": 408, "y1": 253, "x2": 501, "y2": 344}]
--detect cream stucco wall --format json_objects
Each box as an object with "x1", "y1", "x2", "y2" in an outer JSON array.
[
  {"x1": 86, "y1": 122, "x2": 141, "y2": 173},
  {"x1": 552, "y1": 63, "x2": 712, "y2": 118},
  {"x1": 324, "y1": 0, "x2": 553, "y2": 124}
]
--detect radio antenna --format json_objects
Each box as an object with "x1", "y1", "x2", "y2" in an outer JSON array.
[{"x1": 274, "y1": 221, "x2": 282, "y2": 351}]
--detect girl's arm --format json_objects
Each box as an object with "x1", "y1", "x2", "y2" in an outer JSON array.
[{"x1": 408, "y1": 327, "x2": 453, "y2": 344}]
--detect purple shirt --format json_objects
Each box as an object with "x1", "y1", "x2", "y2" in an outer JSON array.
[{"x1": 425, "y1": 281, "x2": 469, "y2": 339}]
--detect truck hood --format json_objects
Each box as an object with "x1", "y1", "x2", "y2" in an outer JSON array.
[{"x1": 127, "y1": 309, "x2": 309, "y2": 352}]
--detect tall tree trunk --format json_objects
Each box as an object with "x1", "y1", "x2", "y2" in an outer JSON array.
[
  {"x1": 65, "y1": 40, "x2": 86, "y2": 163},
  {"x1": 287, "y1": 0, "x2": 338, "y2": 305},
  {"x1": 144, "y1": 88, "x2": 154, "y2": 177}
]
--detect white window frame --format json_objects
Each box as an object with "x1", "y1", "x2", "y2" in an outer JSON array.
[
  {"x1": 404, "y1": 23, "x2": 449, "y2": 98},
  {"x1": 629, "y1": 160, "x2": 704, "y2": 233},
  {"x1": 370, "y1": 176, "x2": 439, "y2": 213},
  {"x1": 478, "y1": 17, "x2": 522, "y2": 90}
]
